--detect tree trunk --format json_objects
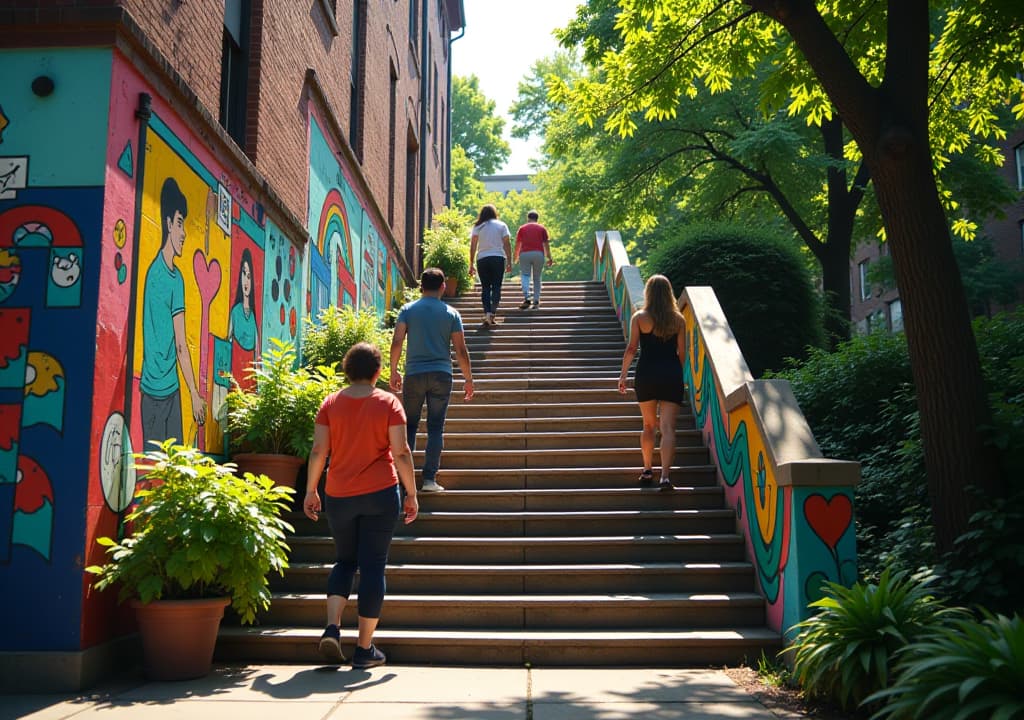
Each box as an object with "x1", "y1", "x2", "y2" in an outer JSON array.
[
  {"x1": 763, "y1": 0, "x2": 1007, "y2": 555},
  {"x1": 817, "y1": 238, "x2": 852, "y2": 347}
]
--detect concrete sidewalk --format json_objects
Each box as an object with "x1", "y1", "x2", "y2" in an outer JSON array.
[{"x1": 6, "y1": 665, "x2": 796, "y2": 719}]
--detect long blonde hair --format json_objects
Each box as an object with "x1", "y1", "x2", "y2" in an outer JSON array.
[{"x1": 643, "y1": 274, "x2": 683, "y2": 340}]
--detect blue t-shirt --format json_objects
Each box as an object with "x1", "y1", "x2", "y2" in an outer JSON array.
[
  {"x1": 396, "y1": 296, "x2": 463, "y2": 376},
  {"x1": 140, "y1": 255, "x2": 186, "y2": 398}
]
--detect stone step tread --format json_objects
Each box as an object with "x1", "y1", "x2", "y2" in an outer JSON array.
[
  {"x1": 415, "y1": 430, "x2": 702, "y2": 441},
  {"x1": 413, "y1": 465, "x2": 718, "y2": 475},
  {"x1": 270, "y1": 592, "x2": 766, "y2": 605},
  {"x1": 287, "y1": 561, "x2": 753, "y2": 572},
  {"x1": 290, "y1": 533, "x2": 743, "y2": 546},
  {"x1": 220, "y1": 626, "x2": 781, "y2": 643},
  {"x1": 409, "y1": 509, "x2": 733, "y2": 519}
]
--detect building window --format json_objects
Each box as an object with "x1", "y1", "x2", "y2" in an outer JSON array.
[
  {"x1": 219, "y1": 0, "x2": 250, "y2": 147},
  {"x1": 888, "y1": 299, "x2": 903, "y2": 332},
  {"x1": 349, "y1": 0, "x2": 365, "y2": 156},
  {"x1": 432, "y1": 64, "x2": 439, "y2": 146},
  {"x1": 858, "y1": 260, "x2": 870, "y2": 301},
  {"x1": 388, "y1": 62, "x2": 398, "y2": 227},
  {"x1": 1016, "y1": 143, "x2": 1024, "y2": 191}
]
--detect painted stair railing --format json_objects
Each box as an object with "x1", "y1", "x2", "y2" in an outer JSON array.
[{"x1": 594, "y1": 230, "x2": 860, "y2": 637}]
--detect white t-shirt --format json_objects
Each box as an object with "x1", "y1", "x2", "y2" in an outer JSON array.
[{"x1": 473, "y1": 219, "x2": 510, "y2": 260}]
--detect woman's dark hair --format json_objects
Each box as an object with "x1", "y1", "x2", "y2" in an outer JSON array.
[
  {"x1": 474, "y1": 204, "x2": 498, "y2": 227},
  {"x1": 234, "y1": 248, "x2": 255, "y2": 309},
  {"x1": 342, "y1": 341, "x2": 382, "y2": 382}
]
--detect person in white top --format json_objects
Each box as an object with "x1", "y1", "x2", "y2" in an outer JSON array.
[{"x1": 469, "y1": 204, "x2": 512, "y2": 326}]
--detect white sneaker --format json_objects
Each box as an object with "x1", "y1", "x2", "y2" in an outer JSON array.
[{"x1": 421, "y1": 479, "x2": 445, "y2": 492}]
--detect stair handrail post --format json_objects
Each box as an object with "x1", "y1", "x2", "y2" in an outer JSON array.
[{"x1": 593, "y1": 230, "x2": 644, "y2": 342}]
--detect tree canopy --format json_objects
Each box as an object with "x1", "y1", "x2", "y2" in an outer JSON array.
[{"x1": 451, "y1": 74, "x2": 511, "y2": 177}]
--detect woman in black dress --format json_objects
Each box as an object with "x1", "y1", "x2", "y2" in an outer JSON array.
[{"x1": 617, "y1": 274, "x2": 687, "y2": 491}]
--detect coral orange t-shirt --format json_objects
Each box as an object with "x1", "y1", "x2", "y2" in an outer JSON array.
[{"x1": 315, "y1": 388, "x2": 407, "y2": 498}]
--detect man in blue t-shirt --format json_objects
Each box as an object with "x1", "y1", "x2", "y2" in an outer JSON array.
[
  {"x1": 389, "y1": 268, "x2": 474, "y2": 492},
  {"x1": 139, "y1": 177, "x2": 207, "y2": 445}
]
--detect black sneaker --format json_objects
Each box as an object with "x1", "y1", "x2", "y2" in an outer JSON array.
[
  {"x1": 519, "y1": 298, "x2": 532, "y2": 309},
  {"x1": 318, "y1": 624, "x2": 345, "y2": 663},
  {"x1": 352, "y1": 643, "x2": 387, "y2": 668},
  {"x1": 659, "y1": 478, "x2": 675, "y2": 492},
  {"x1": 532, "y1": 301, "x2": 540, "y2": 308},
  {"x1": 639, "y1": 469, "x2": 654, "y2": 486}
]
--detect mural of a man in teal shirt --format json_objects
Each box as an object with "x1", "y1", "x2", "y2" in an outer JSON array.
[{"x1": 140, "y1": 177, "x2": 207, "y2": 445}]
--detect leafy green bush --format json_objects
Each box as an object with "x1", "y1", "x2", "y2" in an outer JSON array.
[
  {"x1": 784, "y1": 569, "x2": 967, "y2": 710},
  {"x1": 226, "y1": 339, "x2": 341, "y2": 457},
  {"x1": 302, "y1": 304, "x2": 396, "y2": 388},
  {"x1": 422, "y1": 208, "x2": 472, "y2": 295},
  {"x1": 868, "y1": 612, "x2": 1024, "y2": 720},
  {"x1": 645, "y1": 221, "x2": 824, "y2": 376},
  {"x1": 86, "y1": 440, "x2": 294, "y2": 624}
]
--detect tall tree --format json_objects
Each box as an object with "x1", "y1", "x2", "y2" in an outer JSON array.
[
  {"x1": 509, "y1": 49, "x2": 585, "y2": 142},
  {"x1": 451, "y1": 74, "x2": 511, "y2": 177},
  {"x1": 557, "y1": 0, "x2": 1024, "y2": 554}
]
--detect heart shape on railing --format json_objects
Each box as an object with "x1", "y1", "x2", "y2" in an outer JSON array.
[{"x1": 804, "y1": 493, "x2": 852, "y2": 552}]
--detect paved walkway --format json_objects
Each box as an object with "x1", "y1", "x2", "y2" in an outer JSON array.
[{"x1": 7, "y1": 665, "x2": 796, "y2": 719}]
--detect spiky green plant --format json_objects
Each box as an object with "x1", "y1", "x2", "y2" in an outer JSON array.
[
  {"x1": 783, "y1": 568, "x2": 968, "y2": 710},
  {"x1": 868, "y1": 612, "x2": 1024, "y2": 720}
]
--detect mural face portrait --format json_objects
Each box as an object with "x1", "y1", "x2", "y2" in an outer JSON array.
[
  {"x1": 167, "y1": 210, "x2": 185, "y2": 258},
  {"x1": 241, "y1": 259, "x2": 251, "y2": 303}
]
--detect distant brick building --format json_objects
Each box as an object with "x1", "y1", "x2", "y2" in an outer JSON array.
[
  {"x1": 0, "y1": 0, "x2": 463, "y2": 688},
  {"x1": 850, "y1": 127, "x2": 1024, "y2": 333}
]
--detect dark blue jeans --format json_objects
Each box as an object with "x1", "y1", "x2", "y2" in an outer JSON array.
[
  {"x1": 402, "y1": 371, "x2": 453, "y2": 483},
  {"x1": 323, "y1": 485, "x2": 401, "y2": 618},
  {"x1": 476, "y1": 255, "x2": 506, "y2": 313}
]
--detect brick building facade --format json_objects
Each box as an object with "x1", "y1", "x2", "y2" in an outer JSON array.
[
  {"x1": 850, "y1": 127, "x2": 1024, "y2": 332},
  {"x1": 0, "y1": 0, "x2": 463, "y2": 689}
]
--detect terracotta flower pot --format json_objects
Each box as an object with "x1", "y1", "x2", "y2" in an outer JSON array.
[
  {"x1": 232, "y1": 452, "x2": 304, "y2": 488},
  {"x1": 131, "y1": 598, "x2": 230, "y2": 681}
]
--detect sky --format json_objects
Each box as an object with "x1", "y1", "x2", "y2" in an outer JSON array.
[{"x1": 451, "y1": 0, "x2": 583, "y2": 176}]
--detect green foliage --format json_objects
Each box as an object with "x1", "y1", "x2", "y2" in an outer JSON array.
[
  {"x1": 784, "y1": 569, "x2": 967, "y2": 711},
  {"x1": 755, "y1": 651, "x2": 793, "y2": 688},
  {"x1": 86, "y1": 440, "x2": 294, "y2": 624},
  {"x1": 868, "y1": 612, "x2": 1024, "y2": 720},
  {"x1": 509, "y1": 48, "x2": 584, "y2": 141},
  {"x1": 225, "y1": 338, "x2": 342, "y2": 458},
  {"x1": 450, "y1": 144, "x2": 490, "y2": 217},
  {"x1": 302, "y1": 304, "x2": 396, "y2": 388},
  {"x1": 422, "y1": 208, "x2": 473, "y2": 295},
  {"x1": 451, "y1": 75, "x2": 510, "y2": 177},
  {"x1": 645, "y1": 221, "x2": 824, "y2": 376}
]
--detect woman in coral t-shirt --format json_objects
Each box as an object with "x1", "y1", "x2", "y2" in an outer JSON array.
[{"x1": 303, "y1": 342, "x2": 418, "y2": 668}]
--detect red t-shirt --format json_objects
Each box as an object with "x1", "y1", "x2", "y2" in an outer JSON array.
[
  {"x1": 516, "y1": 222, "x2": 549, "y2": 254},
  {"x1": 315, "y1": 388, "x2": 407, "y2": 497}
]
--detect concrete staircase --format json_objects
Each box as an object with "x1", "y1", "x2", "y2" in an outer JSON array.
[{"x1": 217, "y1": 280, "x2": 781, "y2": 665}]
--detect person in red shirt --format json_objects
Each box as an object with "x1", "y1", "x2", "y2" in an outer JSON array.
[
  {"x1": 514, "y1": 210, "x2": 553, "y2": 309},
  {"x1": 303, "y1": 342, "x2": 418, "y2": 668}
]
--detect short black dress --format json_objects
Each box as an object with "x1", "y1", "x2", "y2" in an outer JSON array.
[{"x1": 633, "y1": 330, "x2": 684, "y2": 404}]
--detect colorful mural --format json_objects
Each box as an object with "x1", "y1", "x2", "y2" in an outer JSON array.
[{"x1": 0, "y1": 45, "x2": 410, "y2": 659}]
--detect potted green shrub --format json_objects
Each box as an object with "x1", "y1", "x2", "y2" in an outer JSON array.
[
  {"x1": 225, "y1": 338, "x2": 342, "y2": 486},
  {"x1": 86, "y1": 440, "x2": 294, "y2": 680},
  {"x1": 422, "y1": 208, "x2": 472, "y2": 296},
  {"x1": 302, "y1": 304, "x2": 397, "y2": 388}
]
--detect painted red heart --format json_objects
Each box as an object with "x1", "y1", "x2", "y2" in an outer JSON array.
[{"x1": 804, "y1": 493, "x2": 853, "y2": 551}]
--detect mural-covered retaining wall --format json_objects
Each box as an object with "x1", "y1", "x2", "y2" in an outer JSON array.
[
  {"x1": 594, "y1": 231, "x2": 859, "y2": 637},
  {"x1": 0, "y1": 45, "x2": 409, "y2": 688}
]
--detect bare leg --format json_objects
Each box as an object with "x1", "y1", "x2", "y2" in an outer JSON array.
[
  {"x1": 658, "y1": 401, "x2": 680, "y2": 479},
  {"x1": 357, "y1": 615, "x2": 380, "y2": 649},
  {"x1": 639, "y1": 400, "x2": 658, "y2": 472},
  {"x1": 326, "y1": 594, "x2": 345, "y2": 626}
]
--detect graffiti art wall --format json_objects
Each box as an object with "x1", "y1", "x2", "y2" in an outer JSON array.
[
  {"x1": 0, "y1": 47, "x2": 110, "y2": 651},
  {"x1": 307, "y1": 114, "x2": 403, "y2": 329},
  {"x1": 0, "y1": 47, "x2": 411, "y2": 656}
]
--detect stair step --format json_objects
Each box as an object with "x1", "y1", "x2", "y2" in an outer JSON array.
[
  {"x1": 410, "y1": 447, "x2": 709, "y2": 469},
  {"x1": 410, "y1": 465, "x2": 719, "y2": 490},
  {"x1": 394, "y1": 508, "x2": 734, "y2": 536},
  {"x1": 438, "y1": 416, "x2": 697, "y2": 432},
  {"x1": 417, "y1": 430, "x2": 703, "y2": 451},
  {"x1": 216, "y1": 626, "x2": 780, "y2": 666},
  {"x1": 289, "y1": 533, "x2": 746, "y2": 563},
  {"x1": 255, "y1": 592, "x2": 767, "y2": 628},
  {"x1": 273, "y1": 561, "x2": 757, "y2": 593},
  {"x1": 443, "y1": 402, "x2": 686, "y2": 419}
]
